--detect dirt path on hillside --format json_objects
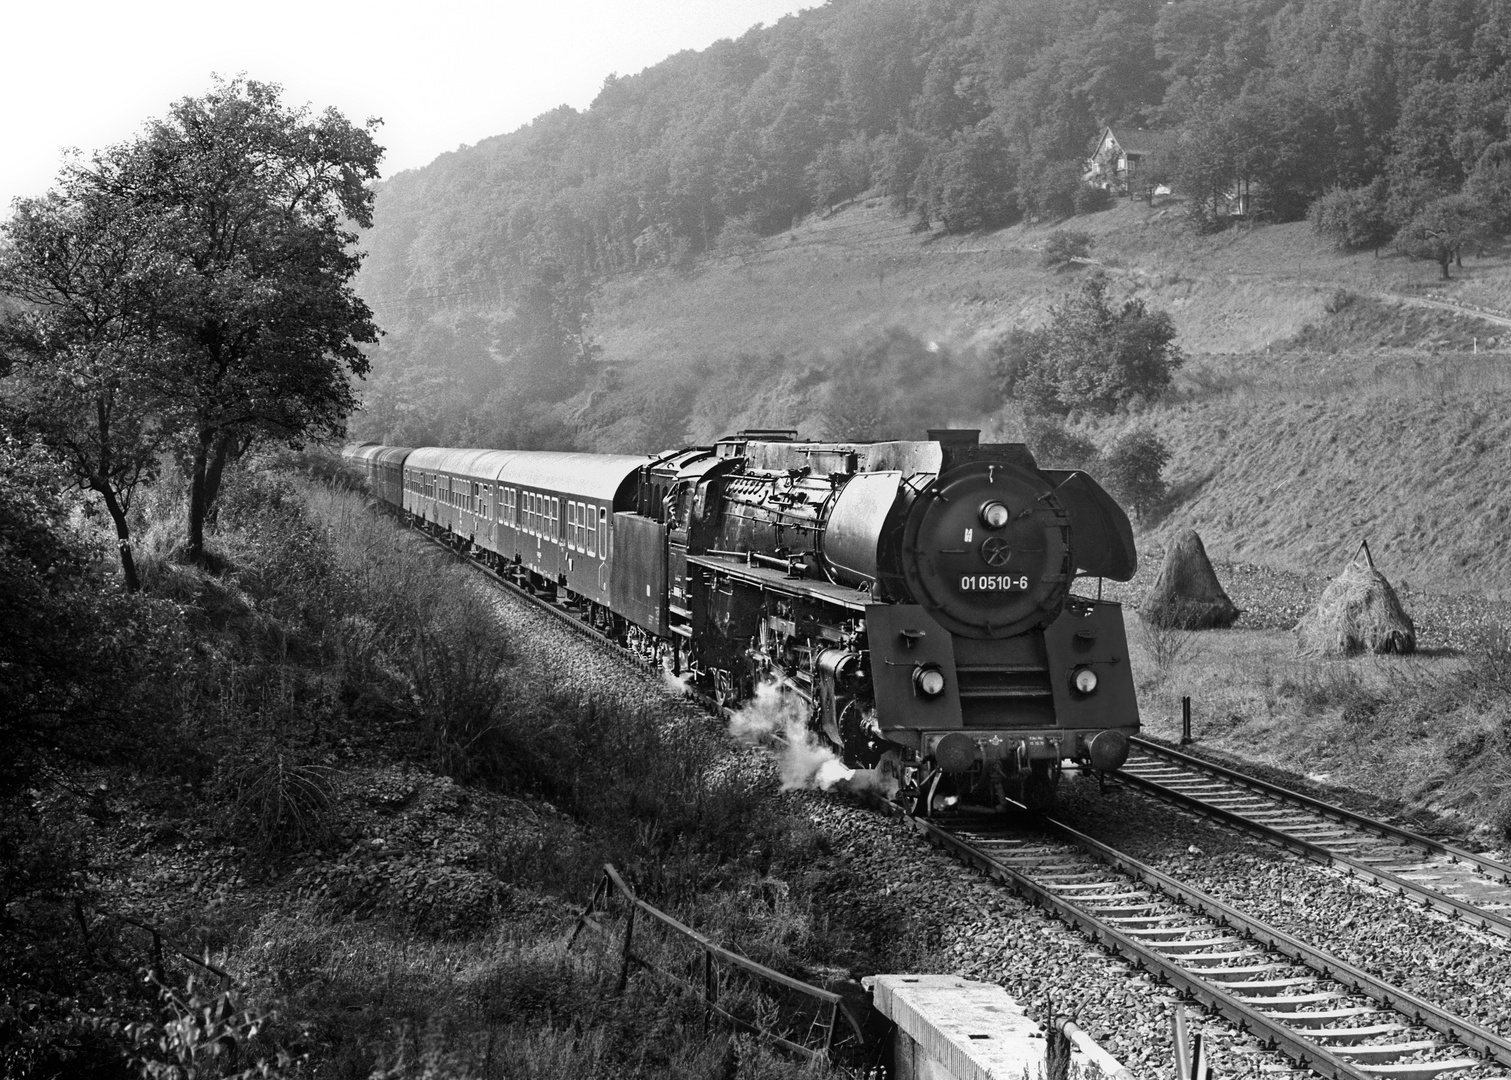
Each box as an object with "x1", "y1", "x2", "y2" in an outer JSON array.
[{"x1": 1382, "y1": 292, "x2": 1511, "y2": 330}]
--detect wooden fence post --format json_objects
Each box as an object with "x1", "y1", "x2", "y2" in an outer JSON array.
[{"x1": 617, "y1": 905, "x2": 636, "y2": 995}]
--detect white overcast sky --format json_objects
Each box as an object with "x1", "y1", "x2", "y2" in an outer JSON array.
[{"x1": 1, "y1": 0, "x2": 816, "y2": 210}]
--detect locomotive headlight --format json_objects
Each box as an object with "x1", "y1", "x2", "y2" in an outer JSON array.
[
  {"x1": 980, "y1": 500, "x2": 1011, "y2": 529},
  {"x1": 1072, "y1": 667, "x2": 1098, "y2": 694},
  {"x1": 913, "y1": 664, "x2": 946, "y2": 697}
]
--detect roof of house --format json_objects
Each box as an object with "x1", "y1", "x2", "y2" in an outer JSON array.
[{"x1": 1114, "y1": 128, "x2": 1177, "y2": 157}]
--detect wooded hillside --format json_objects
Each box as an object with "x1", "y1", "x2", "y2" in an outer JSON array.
[{"x1": 354, "y1": 0, "x2": 1511, "y2": 452}]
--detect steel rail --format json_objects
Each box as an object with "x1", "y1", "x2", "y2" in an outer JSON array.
[
  {"x1": 915, "y1": 809, "x2": 1511, "y2": 1078},
  {"x1": 1131, "y1": 737, "x2": 1511, "y2": 883},
  {"x1": 1035, "y1": 811, "x2": 1511, "y2": 1069},
  {"x1": 911, "y1": 815, "x2": 1380, "y2": 1080},
  {"x1": 1123, "y1": 738, "x2": 1511, "y2": 940}
]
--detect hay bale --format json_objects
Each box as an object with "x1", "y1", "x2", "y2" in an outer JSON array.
[
  {"x1": 1295, "y1": 545, "x2": 1415, "y2": 657},
  {"x1": 1141, "y1": 529, "x2": 1240, "y2": 629}
]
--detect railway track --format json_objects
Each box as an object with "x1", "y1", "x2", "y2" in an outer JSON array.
[
  {"x1": 1116, "y1": 739, "x2": 1511, "y2": 941},
  {"x1": 916, "y1": 808, "x2": 1511, "y2": 1080}
]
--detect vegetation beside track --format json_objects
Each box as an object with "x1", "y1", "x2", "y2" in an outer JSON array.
[{"x1": 1, "y1": 450, "x2": 934, "y2": 1080}]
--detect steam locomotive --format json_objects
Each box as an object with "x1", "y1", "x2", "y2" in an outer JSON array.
[{"x1": 344, "y1": 429, "x2": 1140, "y2": 810}]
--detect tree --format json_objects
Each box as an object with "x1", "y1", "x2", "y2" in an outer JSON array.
[
  {"x1": 1395, "y1": 193, "x2": 1490, "y2": 279},
  {"x1": 0, "y1": 176, "x2": 168, "y2": 590},
  {"x1": 1100, "y1": 427, "x2": 1169, "y2": 520},
  {"x1": 1016, "y1": 270, "x2": 1183, "y2": 415},
  {"x1": 6, "y1": 79, "x2": 384, "y2": 567},
  {"x1": 914, "y1": 122, "x2": 1018, "y2": 233}
]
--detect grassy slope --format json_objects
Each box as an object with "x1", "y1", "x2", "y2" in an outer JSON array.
[{"x1": 594, "y1": 195, "x2": 1511, "y2": 596}]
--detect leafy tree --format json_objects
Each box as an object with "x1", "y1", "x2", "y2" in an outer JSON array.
[
  {"x1": 1469, "y1": 141, "x2": 1511, "y2": 229},
  {"x1": 1395, "y1": 192, "x2": 1491, "y2": 279},
  {"x1": 806, "y1": 136, "x2": 871, "y2": 212},
  {"x1": 876, "y1": 126, "x2": 932, "y2": 213},
  {"x1": 1018, "y1": 155, "x2": 1082, "y2": 221},
  {"x1": 0, "y1": 177, "x2": 168, "y2": 590},
  {"x1": 1, "y1": 79, "x2": 384, "y2": 567},
  {"x1": 1016, "y1": 270, "x2": 1183, "y2": 415},
  {"x1": 1099, "y1": 426, "x2": 1169, "y2": 520},
  {"x1": 1309, "y1": 180, "x2": 1393, "y2": 252},
  {"x1": 914, "y1": 121, "x2": 1018, "y2": 232}
]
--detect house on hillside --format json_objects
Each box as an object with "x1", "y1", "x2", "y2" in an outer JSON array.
[{"x1": 1084, "y1": 127, "x2": 1177, "y2": 197}]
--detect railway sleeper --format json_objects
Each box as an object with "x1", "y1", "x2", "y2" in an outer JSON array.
[
  {"x1": 1352, "y1": 1059, "x2": 1483, "y2": 1080},
  {"x1": 1244, "y1": 992, "x2": 1345, "y2": 1011},
  {"x1": 1333, "y1": 1041, "x2": 1443, "y2": 1063},
  {"x1": 1273, "y1": 1007, "x2": 1381, "y2": 1026}
]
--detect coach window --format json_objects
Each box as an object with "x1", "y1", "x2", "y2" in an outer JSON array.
[{"x1": 600, "y1": 507, "x2": 609, "y2": 559}]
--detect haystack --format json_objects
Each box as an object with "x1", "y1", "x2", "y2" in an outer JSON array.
[
  {"x1": 1141, "y1": 529, "x2": 1240, "y2": 629},
  {"x1": 1294, "y1": 542, "x2": 1415, "y2": 657}
]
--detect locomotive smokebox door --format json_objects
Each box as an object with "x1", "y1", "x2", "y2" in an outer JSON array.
[{"x1": 864, "y1": 604, "x2": 963, "y2": 732}]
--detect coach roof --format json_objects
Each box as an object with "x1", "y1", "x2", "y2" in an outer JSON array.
[
  {"x1": 498, "y1": 452, "x2": 650, "y2": 503},
  {"x1": 405, "y1": 447, "x2": 524, "y2": 482}
]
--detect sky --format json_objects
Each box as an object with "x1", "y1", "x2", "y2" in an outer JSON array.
[{"x1": 1, "y1": 0, "x2": 817, "y2": 210}]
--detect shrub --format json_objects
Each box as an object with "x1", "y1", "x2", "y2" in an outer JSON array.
[
  {"x1": 216, "y1": 736, "x2": 335, "y2": 854},
  {"x1": 1040, "y1": 229, "x2": 1092, "y2": 269},
  {"x1": 1308, "y1": 180, "x2": 1393, "y2": 252},
  {"x1": 1015, "y1": 271, "x2": 1184, "y2": 415},
  {"x1": 1074, "y1": 183, "x2": 1114, "y2": 214},
  {"x1": 1099, "y1": 427, "x2": 1169, "y2": 520},
  {"x1": 1022, "y1": 415, "x2": 1098, "y2": 470}
]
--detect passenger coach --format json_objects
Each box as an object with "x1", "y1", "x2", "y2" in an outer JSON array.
[{"x1": 391, "y1": 447, "x2": 650, "y2": 618}]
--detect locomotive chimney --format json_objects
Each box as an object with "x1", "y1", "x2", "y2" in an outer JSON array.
[{"x1": 927, "y1": 429, "x2": 980, "y2": 445}]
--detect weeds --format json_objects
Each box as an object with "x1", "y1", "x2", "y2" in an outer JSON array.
[
  {"x1": 1139, "y1": 612, "x2": 1204, "y2": 677},
  {"x1": 123, "y1": 971, "x2": 298, "y2": 1080},
  {"x1": 216, "y1": 738, "x2": 335, "y2": 854}
]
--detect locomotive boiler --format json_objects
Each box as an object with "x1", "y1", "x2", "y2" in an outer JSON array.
[{"x1": 346, "y1": 428, "x2": 1141, "y2": 811}]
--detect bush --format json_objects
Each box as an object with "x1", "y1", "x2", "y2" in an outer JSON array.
[
  {"x1": 1022, "y1": 416, "x2": 1098, "y2": 470},
  {"x1": 1040, "y1": 229, "x2": 1092, "y2": 269},
  {"x1": 1074, "y1": 183, "x2": 1114, "y2": 214},
  {"x1": 1309, "y1": 180, "x2": 1392, "y2": 251},
  {"x1": 1015, "y1": 270, "x2": 1184, "y2": 415},
  {"x1": 1099, "y1": 427, "x2": 1169, "y2": 519}
]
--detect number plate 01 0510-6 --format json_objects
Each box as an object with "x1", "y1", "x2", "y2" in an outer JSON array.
[{"x1": 960, "y1": 574, "x2": 1028, "y2": 591}]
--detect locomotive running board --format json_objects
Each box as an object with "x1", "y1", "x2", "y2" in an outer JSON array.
[{"x1": 686, "y1": 553, "x2": 870, "y2": 611}]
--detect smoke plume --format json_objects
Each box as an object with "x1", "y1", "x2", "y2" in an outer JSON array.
[{"x1": 728, "y1": 682, "x2": 897, "y2": 798}]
